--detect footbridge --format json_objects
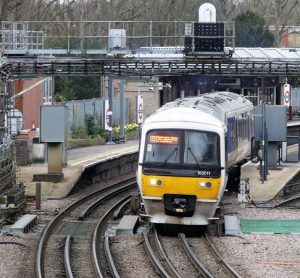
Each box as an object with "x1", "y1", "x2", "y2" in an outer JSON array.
[{"x1": 1, "y1": 21, "x2": 300, "y2": 78}]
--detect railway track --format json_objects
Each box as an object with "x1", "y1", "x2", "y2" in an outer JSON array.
[
  {"x1": 36, "y1": 176, "x2": 242, "y2": 278},
  {"x1": 36, "y1": 177, "x2": 137, "y2": 278},
  {"x1": 143, "y1": 228, "x2": 241, "y2": 278},
  {"x1": 274, "y1": 194, "x2": 300, "y2": 208},
  {"x1": 143, "y1": 230, "x2": 178, "y2": 278},
  {"x1": 181, "y1": 232, "x2": 241, "y2": 278}
]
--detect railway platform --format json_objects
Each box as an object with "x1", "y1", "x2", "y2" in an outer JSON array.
[
  {"x1": 244, "y1": 118, "x2": 300, "y2": 202},
  {"x1": 241, "y1": 161, "x2": 300, "y2": 202},
  {"x1": 21, "y1": 140, "x2": 139, "y2": 200}
]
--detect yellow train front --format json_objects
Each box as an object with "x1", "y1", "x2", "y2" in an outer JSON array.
[{"x1": 137, "y1": 92, "x2": 253, "y2": 226}]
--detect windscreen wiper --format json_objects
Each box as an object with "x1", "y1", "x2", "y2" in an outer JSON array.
[
  {"x1": 187, "y1": 146, "x2": 202, "y2": 168},
  {"x1": 159, "y1": 146, "x2": 178, "y2": 166}
]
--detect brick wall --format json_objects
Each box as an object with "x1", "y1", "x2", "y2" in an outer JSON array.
[{"x1": 14, "y1": 77, "x2": 45, "y2": 130}]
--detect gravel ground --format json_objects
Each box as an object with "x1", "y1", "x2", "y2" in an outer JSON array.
[
  {"x1": 1, "y1": 190, "x2": 300, "y2": 278},
  {"x1": 111, "y1": 234, "x2": 158, "y2": 278},
  {"x1": 215, "y1": 193, "x2": 300, "y2": 278}
]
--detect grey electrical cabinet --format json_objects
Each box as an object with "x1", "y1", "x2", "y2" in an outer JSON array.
[
  {"x1": 40, "y1": 105, "x2": 67, "y2": 143},
  {"x1": 254, "y1": 105, "x2": 287, "y2": 142}
]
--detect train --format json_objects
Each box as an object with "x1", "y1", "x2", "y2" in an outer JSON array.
[{"x1": 137, "y1": 91, "x2": 254, "y2": 225}]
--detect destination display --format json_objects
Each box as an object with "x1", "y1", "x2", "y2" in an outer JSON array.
[{"x1": 149, "y1": 135, "x2": 179, "y2": 144}]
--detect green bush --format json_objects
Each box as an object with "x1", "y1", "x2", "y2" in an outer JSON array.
[
  {"x1": 84, "y1": 115, "x2": 106, "y2": 139},
  {"x1": 70, "y1": 123, "x2": 88, "y2": 139}
]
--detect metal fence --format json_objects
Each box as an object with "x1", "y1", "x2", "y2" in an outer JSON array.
[{"x1": 66, "y1": 97, "x2": 129, "y2": 134}]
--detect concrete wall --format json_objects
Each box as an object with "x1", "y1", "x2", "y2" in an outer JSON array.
[{"x1": 70, "y1": 151, "x2": 138, "y2": 194}]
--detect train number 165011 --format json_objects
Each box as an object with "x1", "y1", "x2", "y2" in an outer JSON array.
[{"x1": 197, "y1": 170, "x2": 211, "y2": 176}]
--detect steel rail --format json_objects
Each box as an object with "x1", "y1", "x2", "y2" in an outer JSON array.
[
  {"x1": 78, "y1": 182, "x2": 135, "y2": 220},
  {"x1": 92, "y1": 195, "x2": 132, "y2": 278},
  {"x1": 105, "y1": 198, "x2": 130, "y2": 277},
  {"x1": 153, "y1": 229, "x2": 181, "y2": 278},
  {"x1": 204, "y1": 232, "x2": 241, "y2": 278},
  {"x1": 35, "y1": 177, "x2": 135, "y2": 278},
  {"x1": 143, "y1": 231, "x2": 170, "y2": 278},
  {"x1": 104, "y1": 236, "x2": 120, "y2": 278},
  {"x1": 273, "y1": 195, "x2": 300, "y2": 208},
  {"x1": 64, "y1": 235, "x2": 74, "y2": 278},
  {"x1": 178, "y1": 233, "x2": 213, "y2": 278},
  {"x1": 113, "y1": 198, "x2": 130, "y2": 220}
]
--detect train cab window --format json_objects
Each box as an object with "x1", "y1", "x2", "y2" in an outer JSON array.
[
  {"x1": 184, "y1": 131, "x2": 219, "y2": 167},
  {"x1": 143, "y1": 129, "x2": 220, "y2": 173},
  {"x1": 144, "y1": 131, "x2": 180, "y2": 165}
]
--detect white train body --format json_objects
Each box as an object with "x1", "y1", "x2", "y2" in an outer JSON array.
[{"x1": 137, "y1": 92, "x2": 254, "y2": 225}]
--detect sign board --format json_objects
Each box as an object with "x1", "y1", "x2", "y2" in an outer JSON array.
[
  {"x1": 40, "y1": 105, "x2": 67, "y2": 143},
  {"x1": 283, "y1": 84, "x2": 290, "y2": 106},
  {"x1": 136, "y1": 95, "x2": 144, "y2": 124},
  {"x1": 103, "y1": 100, "x2": 112, "y2": 131}
]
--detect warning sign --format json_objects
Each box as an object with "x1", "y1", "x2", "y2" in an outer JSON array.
[
  {"x1": 136, "y1": 95, "x2": 144, "y2": 124},
  {"x1": 283, "y1": 84, "x2": 290, "y2": 107}
]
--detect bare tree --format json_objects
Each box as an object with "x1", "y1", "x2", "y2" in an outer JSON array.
[{"x1": 272, "y1": 0, "x2": 300, "y2": 46}]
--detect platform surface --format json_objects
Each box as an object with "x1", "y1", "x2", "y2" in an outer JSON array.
[
  {"x1": 241, "y1": 161, "x2": 300, "y2": 202},
  {"x1": 21, "y1": 140, "x2": 139, "y2": 199}
]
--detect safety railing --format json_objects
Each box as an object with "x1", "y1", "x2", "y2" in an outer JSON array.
[{"x1": 0, "y1": 20, "x2": 235, "y2": 55}]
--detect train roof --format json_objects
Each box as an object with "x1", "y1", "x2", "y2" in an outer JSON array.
[{"x1": 145, "y1": 92, "x2": 253, "y2": 126}]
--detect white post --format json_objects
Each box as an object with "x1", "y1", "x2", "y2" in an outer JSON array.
[{"x1": 282, "y1": 141, "x2": 287, "y2": 162}]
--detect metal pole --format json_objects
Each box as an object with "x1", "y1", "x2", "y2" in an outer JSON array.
[
  {"x1": 149, "y1": 21, "x2": 153, "y2": 47},
  {"x1": 67, "y1": 21, "x2": 70, "y2": 53},
  {"x1": 0, "y1": 80, "x2": 6, "y2": 144},
  {"x1": 180, "y1": 89, "x2": 185, "y2": 99},
  {"x1": 261, "y1": 77, "x2": 267, "y2": 182},
  {"x1": 120, "y1": 80, "x2": 125, "y2": 137},
  {"x1": 136, "y1": 86, "x2": 141, "y2": 124},
  {"x1": 107, "y1": 76, "x2": 114, "y2": 144},
  {"x1": 36, "y1": 182, "x2": 41, "y2": 210}
]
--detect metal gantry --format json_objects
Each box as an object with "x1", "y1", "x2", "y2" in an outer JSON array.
[{"x1": 1, "y1": 57, "x2": 300, "y2": 78}]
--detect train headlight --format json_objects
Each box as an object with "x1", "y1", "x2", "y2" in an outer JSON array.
[
  {"x1": 199, "y1": 181, "x2": 212, "y2": 188},
  {"x1": 150, "y1": 179, "x2": 163, "y2": 186}
]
